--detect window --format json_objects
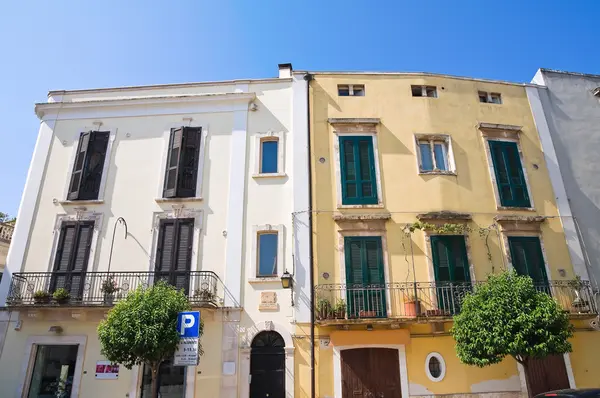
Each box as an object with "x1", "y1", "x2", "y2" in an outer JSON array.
[
  {"x1": 339, "y1": 136, "x2": 378, "y2": 205},
  {"x1": 68, "y1": 131, "x2": 110, "y2": 200},
  {"x1": 338, "y1": 84, "x2": 365, "y2": 97},
  {"x1": 508, "y1": 237, "x2": 548, "y2": 283},
  {"x1": 412, "y1": 85, "x2": 437, "y2": 98},
  {"x1": 50, "y1": 221, "x2": 95, "y2": 300},
  {"x1": 430, "y1": 235, "x2": 471, "y2": 313},
  {"x1": 141, "y1": 359, "x2": 185, "y2": 398},
  {"x1": 425, "y1": 353, "x2": 446, "y2": 382},
  {"x1": 416, "y1": 136, "x2": 453, "y2": 173},
  {"x1": 155, "y1": 218, "x2": 194, "y2": 293},
  {"x1": 163, "y1": 127, "x2": 202, "y2": 198},
  {"x1": 260, "y1": 140, "x2": 279, "y2": 174},
  {"x1": 257, "y1": 233, "x2": 278, "y2": 277},
  {"x1": 479, "y1": 91, "x2": 502, "y2": 104},
  {"x1": 28, "y1": 345, "x2": 79, "y2": 397},
  {"x1": 488, "y1": 140, "x2": 530, "y2": 207}
]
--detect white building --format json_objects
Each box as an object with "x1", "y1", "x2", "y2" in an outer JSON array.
[{"x1": 0, "y1": 64, "x2": 311, "y2": 398}]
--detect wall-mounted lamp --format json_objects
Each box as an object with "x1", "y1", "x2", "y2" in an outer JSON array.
[
  {"x1": 281, "y1": 270, "x2": 294, "y2": 306},
  {"x1": 48, "y1": 325, "x2": 63, "y2": 334}
]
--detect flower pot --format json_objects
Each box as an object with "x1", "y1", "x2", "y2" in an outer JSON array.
[
  {"x1": 103, "y1": 293, "x2": 115, "y2": 305},
  {"x1": 359, "y1": 310, "x2": 377, "y2": 318},
  {"x1": 54, "y1": 298, "x2": 69, "y2": 305},
  {"x1": 404, "y1": 300, "x2": 420, "y2": 317},
  {"x1": 34, "y1": 296, "x2": 51, "y2": 304}
]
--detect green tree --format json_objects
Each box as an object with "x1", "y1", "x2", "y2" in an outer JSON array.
[
  {"x1": 98, "y1": 281, "x2": 203, "y2": 398},
  {"x1": 451, "y1": 271, "x2": 573, "y2": 397},
  {"x1": 0, "y1": 212, "x2": 15, "y2": 224}
]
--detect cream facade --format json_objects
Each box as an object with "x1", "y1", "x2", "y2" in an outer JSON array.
[{"x1": 0, "y1": 64, "x2": 310, "y2": 397}]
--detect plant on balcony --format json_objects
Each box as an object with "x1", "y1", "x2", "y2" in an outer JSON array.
[
  {"x1": 98, "y1": 281, "x2": 204, "y2": 398},
  {"x1": 404, "y1": 295, "x2": 421, "y2": 317},
  {"x1": 101, "y1": 278, "x2": 120, "y2": 305},
  {"x1": 567, "y1": 276, "x2": 589, "y2": 312},
  {"x1": 33, "y1": 290, "x2": 51, "y2": 304},
  {"x1": 316, "y1": 298, "x2": 332, "y2": 320},
  {"x1": 451, "y1": 271, "x2": 573, "y2": 398},
  {"x1": 333, "y1": 300, "x2": 346, "y2": 319},
  {"x1": 52, "y1": 288, "x2": 71, "y2": 304},
  {"x1": 193, "y1": 288, "x2": 215, "y2": 303}
]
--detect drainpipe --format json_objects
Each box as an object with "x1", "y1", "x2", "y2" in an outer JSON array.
[{"x1": 304, "y1": 73, "x2": 316, "y2": 398}]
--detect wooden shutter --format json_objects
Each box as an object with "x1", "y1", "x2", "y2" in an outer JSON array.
[
  {"x1": 508, "y1": 237, "x2": 548, "y2": 282},
  {"x1": 489, "y1": 141, "x2": 530, "y2": 207},
  {"x1": 156, "y1": 219, "x2": 176, "y2": 274},
  {"x1": 79, "y1": 131, "x2": 109, "y2": 200},
  {"x1": 431, "y1": 236, "x2": 470, "y2": 282},
  {"x1": 339, "y1": 136, "x2": 378, "y2": 205},
  {"x1": 155, "y1": 218, "x2": 193, "y2": 292},
  {"x1": 345, "y1": 238, "x2": 364, "y2": 286},
  {"x1": 174, "y1": 220, "x2": 193, "y2": 291},
  {"x1": 51, "y1": 221, "x2": 94, "y2": 297},
  {"x1": 68, "y1": 132, "x2": 91, "y2": 200},
  {"x1": 163, "y1": 128, "x2": 184, "y2": 198}
]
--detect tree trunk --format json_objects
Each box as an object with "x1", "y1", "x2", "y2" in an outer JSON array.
[
  {"x1": 514, "y1": 356, "x2": 533, "y2": 398},
  {"x1": 150, "y1": 363, "x2": 160, "y2": 398}
]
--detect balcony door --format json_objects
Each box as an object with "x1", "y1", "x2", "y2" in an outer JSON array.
[
  {"x1": 155, "y1": 218, "x2": 194, "y2": 294},
  {"x1": 50, "y1": 221, "x2": 95, "y2": 300},
  {"x1": 344, "y1": 236, "x2": 386, "y2": 318},
  {"x1": 430, "y1": 235, "x2": 472, "y2": 314},
  {"x1": 508, "y1": 236, "x2": 549, "y2": 294}
]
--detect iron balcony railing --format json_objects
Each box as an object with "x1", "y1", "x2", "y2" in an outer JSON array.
[
  {"x1": 314, "y1": 280, "x2": 597, "y2": 322},
  {"x1": 6, "y1": 271, "x2": 230, "y2": 307}
]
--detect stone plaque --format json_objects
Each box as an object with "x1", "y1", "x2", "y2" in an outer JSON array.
[{"x1": 259, "y1": 292, "x2": 278, "y2": 311}]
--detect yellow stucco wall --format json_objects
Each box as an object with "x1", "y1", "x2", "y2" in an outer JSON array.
[{"x1": 569, "y1": 330, "x2": 600, "y2": 388}]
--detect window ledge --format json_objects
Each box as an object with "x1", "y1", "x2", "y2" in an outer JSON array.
[
  {"x1": 338, "y1": 204, "x2": 385, "y2": 209},
  {"x1": 497, "y1": 206, "x2": 535, "y2": 212},
  {"x1": 418, "y1": 170, "x2": 457, "y2": 176},
  {"x1": 252, "y1": 173, "x2": 287, "y2": 179},
  {"x1": 155, "y1": 197, "x2": 204, "y2": 203},
  {"x1": 248, "y1": 277, "x2": 281, "y2": 284},
  {"x1": 59, "y1": 199, "x2": 104, "y2": 205}
]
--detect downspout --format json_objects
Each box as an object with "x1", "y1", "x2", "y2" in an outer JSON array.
[{"x1": 304, "y1": 73, "x2": 316, "y2": 398}]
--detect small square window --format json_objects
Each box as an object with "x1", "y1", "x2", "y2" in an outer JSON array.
[
  {"x1": 412, "y1": 85, "x2": 437, "y2": 98},
  {"x1": 260, "y1": 139, "x2": 278, "y2": 174},
  {"x1": 352, "y1": 85, "x2": 365, "y2": 96},
  {"x1": 417, "y1": 136, "x2": 452, "y2": 173},
  {"x1": 478, "y1": 91, "x2": 489, "y2": 103},
  {"x1": 257, "y1": 233, "x2": 278, "y2": 277},
  {"x1": 478, "y1": 91, "x2": 502, "y2": 104},
  {"x1": 338, "y1": 85, "x2": 350, "y2": 96},
  {"x1": 490, "y1": 93, "x2": 502, "y2": 104},
  {"x1": 425, "y1": 86, "x2": 437, "y2": 98},
  {"x1": 412, "y1": 85, "x2": 424, "y2": 97}
]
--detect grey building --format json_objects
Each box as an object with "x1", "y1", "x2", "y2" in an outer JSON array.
[{"x1": 527, "y1": 69, "x2": 600, "y2": 298}]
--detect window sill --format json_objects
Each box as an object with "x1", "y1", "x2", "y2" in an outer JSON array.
[
  {"x1": 497, "y1": 206, "x2": 535, "y2": 212},
  {"x1": 338, "y1": 204, "x2": 385, "y2": 209},
  {"x1": 252, "y1": 173, "x2": 287, "y2": 179},
  {"x1": 418, "y1": 170, "x2": 457, "y2": 176},
  {"x1": 59, "y1": 199, "x2": 104, "y2": 205},
  {"x1": 248, "y1": 277, "x2": 281, "y2": 284},
  {"x1": 155, "y1": 197, "x2": 203, "y2": 203}
]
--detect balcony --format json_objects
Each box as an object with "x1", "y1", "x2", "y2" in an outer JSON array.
[
  {"x1": 0, "y1": 222, "x2": 14, "y2": 243},
  {"x1": 314, "y1": 280, "x2": 597, "y2": 325},
  {"x1": 6, "y1": 271, "x2": 231, "y2": 308}
]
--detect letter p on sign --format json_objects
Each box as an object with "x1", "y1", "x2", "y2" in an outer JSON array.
[{"x1": 177, "y1": 311, "x2": 200, "y2": 338}]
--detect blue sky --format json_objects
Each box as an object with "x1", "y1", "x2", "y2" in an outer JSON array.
[{"x1": 1, "y1": 0, "x2": 599, "y2": 215}]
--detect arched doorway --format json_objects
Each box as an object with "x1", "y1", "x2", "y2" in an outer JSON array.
[{"x1": 250, "y1": 331, "x2": 285, "y2": 398}]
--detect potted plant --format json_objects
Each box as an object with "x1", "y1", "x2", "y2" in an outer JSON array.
[
  {"x1": 316, "y1": 298, "x2": 332, "y2": 320},
  {"x1": 101, "y1": 278, "x2": 119, "y2": 305},
  {"x1": 194, "y1": 288, "x2": 215, "y2": 303},
  {"x1": 334, "y1": 300, "x2": 346, "y2": 319},
  {"x1": 404, "y1": 296, "x2": 421, "y2": 317},
  {"x1": 33, "y1": 290, "x2": 51, "y2": 304},
  {"x1": 567, "y1": 276, "x2": 589, "y2": 313},
  {"x1": 52, "y1": 288, "x2": 71, "y2": 304}
]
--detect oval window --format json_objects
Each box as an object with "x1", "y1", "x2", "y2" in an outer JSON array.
[{"x1": 425, "y1": 352, "x2": 446, "y2": 382}]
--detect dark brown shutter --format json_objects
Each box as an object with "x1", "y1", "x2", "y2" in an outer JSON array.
[
  {"x1": 155, "y1": 218, "x2": 193, "y2": 293},
  {"x1": 178, "y1": 127, "x2": 202, "y2": 198},
  {"x1": 68, "y1": 132, "x2": 91, "y2": 200},
  {"x1": 156, "y1": 219, "x2": 176, "y2": 273},
  {"x1": 79, "y1": 131, "x2": 109, "y2": 200},
  {"x1": 51, "y1": 221, "x2": 94, "y2": 297},
  {"x1": 174, "y1": 220, "x2": 193, "y2": 291},
  {"x1": 163, "y1": 129, "x2": 184, "y2": 198}
]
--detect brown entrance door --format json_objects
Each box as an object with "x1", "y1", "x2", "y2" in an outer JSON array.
[
  {"x1": 525, "y1": 355, "x2": 570, "y2": 397},
  {"x1": 341, "y1": 348, "x2": 401, "y2": 398}
]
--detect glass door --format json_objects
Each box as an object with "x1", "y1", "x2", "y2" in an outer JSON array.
[{"x1": 27, "y1": 345, "x2": 79, "y2": 398}]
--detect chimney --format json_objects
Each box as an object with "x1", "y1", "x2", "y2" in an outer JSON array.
[{"x1": 278, "y1": 63, "x2": 292, "y2": 79}]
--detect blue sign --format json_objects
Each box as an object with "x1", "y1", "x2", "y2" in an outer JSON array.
[{"x1": 176, "y1": 311, "x2": 200, "y2": 338}]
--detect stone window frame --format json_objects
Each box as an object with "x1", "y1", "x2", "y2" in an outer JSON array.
[
  {"x1": 330, "y1": 118, "x2": 384, "y2": 209},
  {"x1": 248, "y1": 224, "x2": 285, "y2": 282},
  {"x1": 252, "y1": 131, "x2": 286, "y2": 178},
  {"x1": 60, "y1": 124, "x2": 117, "y2": 205},
  {"x1": 414, "y1": 134, "x2": 457, "y2": 175},
  {"x1": 479, "y1": 123, "x2": 536, "y2": 211},
  {"x1": 425, "y1": 352, "x2": 446, "y2": 382},
  {"x1": 155, "y1": 122, "x2": 209, "y2": 202}
]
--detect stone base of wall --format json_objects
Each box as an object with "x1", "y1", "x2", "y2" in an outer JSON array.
[{"x1": 411, "y1": 393, "x2": 525, "y2": 398}]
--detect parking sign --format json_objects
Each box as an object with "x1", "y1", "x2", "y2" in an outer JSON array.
[{"x1": 174, "y1": 311, "x2": 200, "y2": 366}]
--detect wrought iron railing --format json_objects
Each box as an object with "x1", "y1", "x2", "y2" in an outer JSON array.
[
  {"x1": 0, "y1": 222, "x2": 14, "y2": 242},
  {"x1": 314, "y1": 280, "x2": 597, "y2": 321},
  {"x1": 6, "y1": 271, "x2": 227, "y2": 307}
]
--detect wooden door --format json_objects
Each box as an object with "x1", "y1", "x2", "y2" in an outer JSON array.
[
  {"x1": 250, "y1": 331, "x2": 285, "y2": 398},
  {"x1": 525, "y1": 355, "x2": 570, "y2": 397},
  {"x1": 341, "y1": 348, "x2": 401, "y2": 398}
]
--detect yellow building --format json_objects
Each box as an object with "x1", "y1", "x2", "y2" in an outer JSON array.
[{"x1": 296, "y1": 73, "x2": 600, "y2": 398}]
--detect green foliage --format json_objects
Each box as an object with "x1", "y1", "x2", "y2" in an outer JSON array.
[
  {"x1": 33, "y1": 290, "x2": 51, "y2": 303},
  {"x1": 98, "y1": 281, "x2": 203, "y2": 370},
  {"x1": 406, "y1": 221, "x2": 471, "y2": 235},
  {"x1": 0, "y1": 212, "x2": 16, "y2": 224},
  {"x1": 451, "y1": 271, "x2": 573, "y2": 367},
  {"x1": 52, "y1": 288, "x2": 71, "y2": 303}
]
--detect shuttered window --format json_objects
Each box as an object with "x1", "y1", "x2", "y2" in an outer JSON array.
[
  {"x1": 68, "y1": 131, "x2": 110, "y2": 200},
  {"x1": 430, "y1": 236, "x2": 471, "y2": 283},
  {"x1": 339, "y1": 136, "x2": 378, "y2": 205},
  {"x1": 489, "y1": 140, "x2": 530, "y2": 207},
  {"x1": 163, "y1": 127, "x2": 202, "y2": 198},
  {"x1": 50, "y1": 221, "x2": 95, "y2": 299},
  {"x1": 508, "y1": 237, "x2": 548, "y2": 282},
  {"x1": 155, "y1": 218, "x2": 194, "y2": 293},
  {"x1": 344, "y1": 236, "x2": 386, "y2": 318}
]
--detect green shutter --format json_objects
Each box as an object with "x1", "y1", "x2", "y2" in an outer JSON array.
[
  {"x1": 339, "y1": 136, "x2": 378, "y2": 205},
  {"x1": 508, "y1": 237, "x2": 548, "y2": 282},
  {"x1": 430, "y1": 236, "x2": 471, "y2": 282},
  {"x1": 489, "y1": 141, "x2": 530, "y2": 207}
]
